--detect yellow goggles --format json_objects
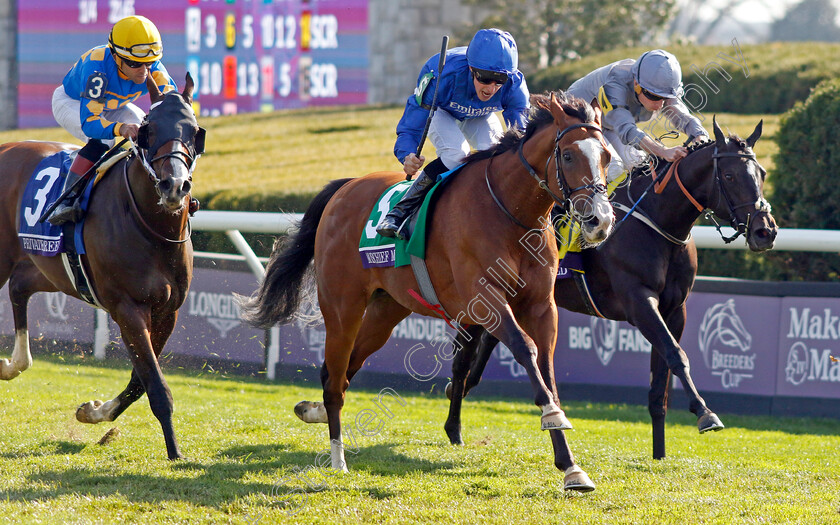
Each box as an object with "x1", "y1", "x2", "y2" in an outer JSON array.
[{"x1": 112, "y1": 41, "x2": 162, "y2": 59}]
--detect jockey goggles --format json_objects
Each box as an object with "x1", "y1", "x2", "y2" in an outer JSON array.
[
  {"x1": 111, "y1": 41, "x2": 162, "y2": 60},
  {"x1": 473, "y1": 68, "x2": 508, "y2": 86}
]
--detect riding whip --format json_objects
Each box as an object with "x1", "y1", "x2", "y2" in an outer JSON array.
[
  {"x1": 38, "y1": 138, "x2": 129, "y2": 223},
  {"x1": 411, "y1": 35, "x2": 449, "y2": 180}
]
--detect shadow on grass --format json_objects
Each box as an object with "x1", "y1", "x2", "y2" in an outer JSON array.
[
  {"x1": 0, "y1": 440, "x2": 86, "y2": 459},
  {"x1": 0, "y1": 442, "x2": 453, "y2": 508}
]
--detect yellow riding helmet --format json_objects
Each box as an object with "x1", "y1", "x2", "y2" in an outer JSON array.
[{"x1": 109, "y1": 15, "x2": 162, "y2": 63}]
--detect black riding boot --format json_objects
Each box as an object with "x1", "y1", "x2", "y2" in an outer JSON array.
[
  {"x1": 377, "y1": 158, "x2": 447, "y2": 240},
  {"x1": 48, "y1": 140, "x2": 108, "y2": 225},
  {"x1": 376, "y1": 173, "x2": 436, "y2": 240}
]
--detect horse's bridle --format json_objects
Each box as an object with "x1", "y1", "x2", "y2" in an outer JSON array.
[
  {"x1": 517, "y1": 123, "x2": 608, "y2": 213},
  {"x1": 124, "y1": 126, "x2": 203, "y2": 244},
  {"x1": 707, "y1": 147, "x2": 771, "y2": 243}
]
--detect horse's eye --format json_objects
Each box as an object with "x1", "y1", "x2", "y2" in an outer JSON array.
[
  {"x1": 724, "y1": 173, "x2": 734, "y2": 182},
  {"x1": 563, "y1": 152, "x2": 572, "y2": 162}
]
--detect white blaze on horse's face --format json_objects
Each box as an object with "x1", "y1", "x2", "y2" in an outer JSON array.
[
  {"x1": 157, "y1": 157, "x2": 192, "y2": 212},
  {"x1": 572, "y1": 137, "x2": 614, "y2": 244}
]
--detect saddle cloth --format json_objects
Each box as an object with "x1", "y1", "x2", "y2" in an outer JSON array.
[
  {"x1": 358, "y1": 165, "x2": 461, "y2": 269},
  {"x1": 18, "y1": 151, "x2": 74, "y2": 257}
]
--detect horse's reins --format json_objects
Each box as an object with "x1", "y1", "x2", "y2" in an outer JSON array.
[
  {"x1": 486, "y1": 123, "x2": 608, "y2": 231},
  {"x1": 125, "y1": 138, "x2": 199, "y2": 244},
  {"x1": 706, "y1": 148, "x2": 771, "y2": 243}
]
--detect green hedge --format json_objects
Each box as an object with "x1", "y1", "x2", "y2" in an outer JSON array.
[
  {"x1": 531, "y1": 42, "x2": 840, "y2": 115},
  {"x1": 762, "y1": 78, "x2": 840, "y2": 280}
]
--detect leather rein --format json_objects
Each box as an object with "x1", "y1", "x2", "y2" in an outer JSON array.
[{"x1": 486, "y1": 122, "x2": 609, "y2": 231}]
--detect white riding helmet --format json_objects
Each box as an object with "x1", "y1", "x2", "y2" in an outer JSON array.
[{"x1": 633, "y1": 49, "x2": 683, "y2": 99}]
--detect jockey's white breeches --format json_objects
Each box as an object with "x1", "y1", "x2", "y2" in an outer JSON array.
[
  {"x1": 428, "y1": 109, "x2": 504, "y2": 170},
  {"x1": 603, "y1": 128, "x2": 650, "y2": 185},
  {"x1": 52, "y1": 85, "x2": 145, "y2": 146}
]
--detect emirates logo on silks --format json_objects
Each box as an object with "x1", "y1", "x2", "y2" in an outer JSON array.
[{"x1": 590, "y1": 318, "x2": 619, "y2": 366}]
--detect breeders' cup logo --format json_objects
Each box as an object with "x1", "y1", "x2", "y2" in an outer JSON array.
[
  {"x1": 784, "y1": 341, "x2": 810, "y2": 386},
  {"x1": 45, "y1": 292, "x2": 69, "y2": 321},
  {"x1": 698, "y1": 299, "x2": 755, "y2": 389},
  {"x1": 188, "y1": 291, "x2": 241, "y2": 338},
  {"x1": 591, "y1": 318, "x2": 618, "y2": 366}
]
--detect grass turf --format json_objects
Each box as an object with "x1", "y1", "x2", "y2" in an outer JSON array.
[{"x1": 0, "y1": 356, "x2": 837, "y2": 524}]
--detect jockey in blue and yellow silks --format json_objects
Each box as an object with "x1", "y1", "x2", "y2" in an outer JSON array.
[{"x1": 48, "y1": 15, "x2": 177, "y2": 225}]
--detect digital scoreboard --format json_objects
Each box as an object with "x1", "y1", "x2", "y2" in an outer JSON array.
[{"x1": 18, "y1": 0, "x2": 369, "y2": 128}]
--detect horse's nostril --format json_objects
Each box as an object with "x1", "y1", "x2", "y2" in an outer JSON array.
[
  {"x1": 182, "y1": 180, "x2": 192, "y2": 194},
  {"x1": 158, "y1": 180, "x2": 172, "y2": 193}
]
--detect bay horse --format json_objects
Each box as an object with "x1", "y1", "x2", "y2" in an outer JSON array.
[
  {"x1": 444, "y1": 117, "x2": 778, "y2": 460},
  {"x1": 0, "y1": 75, "x2": 204, "y2": 460},
  {"x1": 240, "y1": 93, "x2": 614, "y2": 491}
]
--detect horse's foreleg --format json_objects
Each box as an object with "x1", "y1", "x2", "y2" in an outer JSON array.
[
  {"x1": 78, "y1": 311, "x2": 178, "y2": 425},
  {"x1": 463, "y1": 331, "x2": 499, "y2": 396},
  {"x1": 664, "y1": 306, "x2": 723, "y2": 434},
  {"x1": 106, "y1": 305, "x2": 182, "y2": 460},
  {"x1": 489, "y1": 305, "x2": 570, "y2": 431}
]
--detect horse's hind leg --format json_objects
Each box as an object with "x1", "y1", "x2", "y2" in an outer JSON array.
[
  {"x1": 648, "y1": 351, "x2": 672, "y2": 460},
  {"x1": 444, "y1": 324, "x2": 489, "y2": 445},
  {"x1": 295, "y1": 294, "x2": 409, "y2": 426},
  {"x1": 1, "y1": 262, "x2": 56, "y2": 380}
]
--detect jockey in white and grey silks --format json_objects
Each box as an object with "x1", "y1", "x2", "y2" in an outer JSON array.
[
  {"x1": 377, "y1": 28, "x2": 531, "y2": 240},
  {"x1": 567, "y1": 49, "x2": 709, "y2": 184}
]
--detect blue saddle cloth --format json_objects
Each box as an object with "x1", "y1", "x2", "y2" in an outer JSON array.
[{"x1": 18, "y1": 151, "x2": 91, "y2": 256}]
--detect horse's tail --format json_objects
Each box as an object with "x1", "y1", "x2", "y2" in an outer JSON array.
[{"x1": 239, "y1": 178, "x2": 353, "y2": 330}]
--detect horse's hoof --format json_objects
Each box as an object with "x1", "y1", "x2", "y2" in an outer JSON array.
[
  {"x1": 541, "y1": 406, "x2": 573, "y2": 431},
  {"x1": 445, "y1": 382, "x2": 453, "y2": 401},
  {"x1": 698, "y1": 411, "x2": 724, "y2": 433},
  {"x1": 563, "y1": 465, "x2": 596, "y2": 492},
  {"x1": 294, "y1": 401, "x2": 328, "y2": 423},
  {"x1": 76, "y1": 400, "x2": 104, "y2": 424}
]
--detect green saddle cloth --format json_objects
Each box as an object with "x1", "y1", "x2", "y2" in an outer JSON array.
[{"x1": 359, "y1": 180, "x2": 443, "y2": 268}]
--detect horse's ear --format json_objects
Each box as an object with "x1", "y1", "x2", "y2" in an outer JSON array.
[
  {"x1": 549, "y1": 92, "x2": 568, "y2": 127},
  {"x1": 137, "y1": 124, "x2": 150, "y2": 149},
  {"x1": 194, "y1": 127, "x2": 206, "y2": 155},
  {"x1": 183, "y1": 72, "x2": 195, "y2": 102},
  {"x1": 146, "y1": 75, "x2": 163, "y2": 104},
  {"x1": 745, "y1": 119, "x2": 763, "y2": 149},
  {"x1": 712, "y1": 115, "x2": 727, "y2": 146}
]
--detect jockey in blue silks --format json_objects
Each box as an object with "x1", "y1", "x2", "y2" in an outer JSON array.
[
  {"x1": 376, "y1": 28, "x2": 531, "y2": 239},
  {"x1": 48, "y1": 15, "x2": 177, "y2": 225}
]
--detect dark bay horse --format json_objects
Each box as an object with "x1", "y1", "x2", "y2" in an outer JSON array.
[
  {"x1": 444, "y1": 118, "x2": 778, "y2": 460},
  {"x1": 240, "y1": 93, "x2": 614, "y2": 491},
  {"x1": 0, "y1": 75, "x2": 204, "y2": 460}
]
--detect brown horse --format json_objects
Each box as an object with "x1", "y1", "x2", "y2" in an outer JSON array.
[
  {"x1": 240, "y1": 93, "x2": 614, "y2": 491},
  {"x1": 0, "y1": 75, "x2": 204, "y2": 460},
  {"x1": 443, "y1": 118, "x2": 778, "y2": 460}
]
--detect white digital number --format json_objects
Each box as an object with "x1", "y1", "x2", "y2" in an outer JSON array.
[
  {"x1": 186, "y1": 8, "x2": 201, "y2": 53},
  {"x1": 200, "y1": 61, "x2": 223, "y2": 96},
  {"x1": 242, "y1": 15, "x2": 254, "y2": 49},
  {"x1": 278, "y1": 63, "x2": 291, "y2": 97},
  {"x1": 276, "y1": 15, "x2": 296, "y2": 49},
  {"x1": 260, "y1": 14, "x2": 274, "y2": 48},
  {"x1": 205, "y1": 15, "x2": 217, "y2": 49}
]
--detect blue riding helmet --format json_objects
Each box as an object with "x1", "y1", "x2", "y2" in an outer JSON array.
[
  {"x1": 633, "y1": 49, "x2": 684, "y2": 99},
  {"x1": 466, "y1": 28, "x2": 518, "y2": 75}
]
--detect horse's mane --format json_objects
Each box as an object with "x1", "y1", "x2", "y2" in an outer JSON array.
[{"x1": 464, "y1": 91, "x2": 596, "y2": 164}]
